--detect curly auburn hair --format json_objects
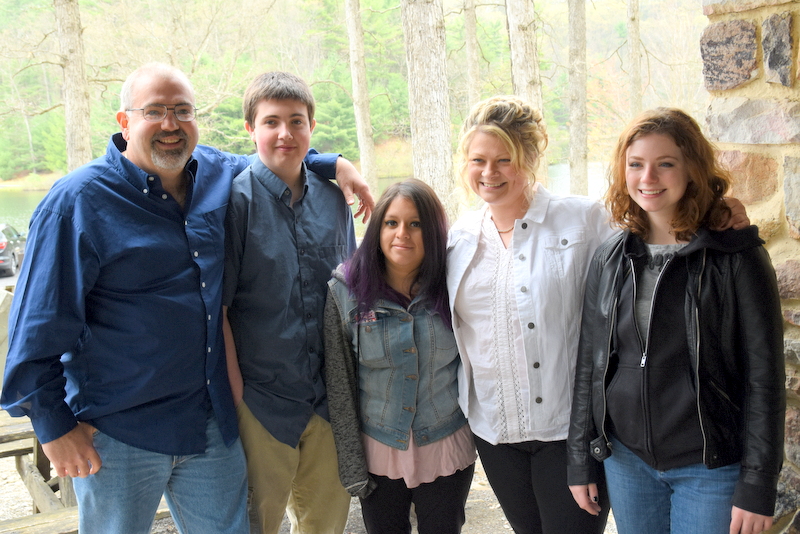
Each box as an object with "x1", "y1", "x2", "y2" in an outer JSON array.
[
  {"x1": 606, "y1": 108, "x2": 730, "y2": 242},
  {"x1": 456, "y1": 95, "x2": 548, "y2": 199}
]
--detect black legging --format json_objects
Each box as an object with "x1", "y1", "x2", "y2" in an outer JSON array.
[
  {"x1": 359, "y1": 463, "x2": 475, "y2": 534},
  {"x1": 474, "y1": 436, "x2": 609, "y2": 534}
]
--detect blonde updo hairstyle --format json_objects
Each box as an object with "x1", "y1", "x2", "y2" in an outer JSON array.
[{"x1": 457, "y1": 95, "x2": 548, "y2": 200}]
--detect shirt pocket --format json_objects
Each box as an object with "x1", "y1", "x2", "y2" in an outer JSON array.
[
  {"x1": 543, "y1": 228, "x2": 592, "y2": 295},
  {"x1": 356, "y1": 314, "x2": 391, "y2": 367}
]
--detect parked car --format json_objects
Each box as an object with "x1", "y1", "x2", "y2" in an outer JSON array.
[{"x1": 0, "y1": 224, "x2": 26, "y2": 277}]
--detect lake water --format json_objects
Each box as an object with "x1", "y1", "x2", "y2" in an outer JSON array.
[{"x1": 0, "y1": 189, "x2": 47, "y2": 233}]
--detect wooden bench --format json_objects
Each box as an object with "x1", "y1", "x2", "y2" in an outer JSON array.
[
  {"x1": 0, "y1": 499, "x2": 171, "y2": 534},
  {"x1": 0, "y1": 409, "x2": 74, "y2": 513}
]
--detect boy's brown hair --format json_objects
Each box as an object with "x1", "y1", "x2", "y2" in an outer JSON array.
[{"x1": 242, "y1": 71, "x2": 315, "y2": 127}]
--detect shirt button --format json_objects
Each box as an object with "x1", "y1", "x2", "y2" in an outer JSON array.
[
  {"x1": 143, "y1": 188, "x2": 148, "y2": 194},
  {"x1": 519, "y1": 254, "x2": 525, "y2": 260},
  {"x1": 148, "y1": 176, "x2": 155, "y2": 182},
  {"x1": 521, "y1": 223, "x2": 528, "y2": 229},
  {"x1": 561, "y1": 238, "x2": 568, "y2": 245},
  {"x1": 521, "y1": 286, "x2": 528, "y2": 292},
  {"x1": 184, "y1": 221, "x2": 187, "y2": 226},
  {"x1": 528, "y1": 322, "x2": 535, "y2": 329},
  {"x1": 161, "y1": 194, "x2": 168, "y2": 200},
  {"x1": 207, "y1": 347, "x2": 211, "y2": 353},
  {"x1": 207, "y1": 380, "x2": 211, "y2": 386},
  {"x1": 533, "y1": 362, "x2": 540, "y2": 368},
  {"x1": 201, "y1": 282, "x2": 206, "y2": 288},
  {"x1": 194, "y1": 251, "x2": 199, "y2": 257},
  {"x1": 536, "y1": 397, "x2": 543, "y2": 403},
  {"x1": 207, "y1": 315, "x2": 212, "y2": 321}
]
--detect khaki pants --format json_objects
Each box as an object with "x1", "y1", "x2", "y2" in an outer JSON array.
[{"x1": 236, "y1": 401, "x2": 350, "y2": 534}]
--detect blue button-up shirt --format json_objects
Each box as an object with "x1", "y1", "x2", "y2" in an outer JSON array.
[
  {"x1": 1, "y1": 134, "x2": 338, "y2": 455},
  {"x1": 223, "y1": 158, "x2": 356, "y2": 447}
]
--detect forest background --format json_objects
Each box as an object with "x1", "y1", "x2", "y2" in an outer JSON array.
[{"x1": 0, "y1": 0, "x2": 708, "y2": 201}]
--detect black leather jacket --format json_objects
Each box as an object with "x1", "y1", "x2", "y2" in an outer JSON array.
[{"x1": 567, "y1": 227, "x2": 785, "y2": 516}]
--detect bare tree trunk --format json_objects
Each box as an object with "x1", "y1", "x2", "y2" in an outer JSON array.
[
  {"x1": 54, "y1": 0, "x2": 92, "y2": 171},
  {"x1": 505, "y1": 0, "x2": 543, "y2": 111},
  {"x1": 345, "y1": 0, "x2": 378, "y2": 192},
  {"x1": 568, "y1": 0, "x2": 588, "y2": 195},
  {"x1": 400, "y1": 0, "x2": 455, "y2": 217},
  {"x1": 464, "y1": 0, "x2": 480, "y2": 107},
  {"x1": 628, "y1": 0, "x2": 642, "y2": 117},
  {"x1": 505, "y1": 0, "x2": 547, "y2": 184}
]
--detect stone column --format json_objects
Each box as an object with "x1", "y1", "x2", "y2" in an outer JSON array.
[{"x1": 701, "y1": 1, "x2": 800, "y2": 532}]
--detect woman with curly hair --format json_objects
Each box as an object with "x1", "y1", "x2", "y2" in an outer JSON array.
[{"x1": 567, "y1": 108, "x2": 785, "y2": 534}]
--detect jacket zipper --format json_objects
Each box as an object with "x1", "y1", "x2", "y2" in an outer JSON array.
[
  {"x1": 600, "y1": 295, "x2": 618, "y2": 449},
  {"x1": 638, "y1": 255, "x2": 673, "y2": 368},
  {"x1": 634, "y1": 254, "x2": 673, "y2": 462},
  {"x1": 695, "y1": 250, "x2": 709, "y2": 464}
]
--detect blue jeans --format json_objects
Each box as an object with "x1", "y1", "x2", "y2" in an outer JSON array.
[
  {"x1": 73, "y1": 414, "x2": 249, "y2": 534},
  {"x1": 604, "y1": 437, "x2": 739, "y2": 534}
]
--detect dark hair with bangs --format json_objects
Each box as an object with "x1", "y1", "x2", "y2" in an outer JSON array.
[
  {"x1": 606, "y1": 107, "x2": 730, "y2": 242},
  {"x1": 344, "y1": 179, "x2": 451, "y2": 328}
]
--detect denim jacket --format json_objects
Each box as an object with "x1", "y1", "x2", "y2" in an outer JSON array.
[{"x1": 323, "y1": 269, "x2": 467, "y2": 496}]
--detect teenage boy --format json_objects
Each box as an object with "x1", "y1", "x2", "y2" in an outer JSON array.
[{"x1": 222, "y1": 71, "x2": 354, "y2": 534}]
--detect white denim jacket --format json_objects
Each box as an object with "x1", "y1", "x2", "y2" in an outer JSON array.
[{"x1": 447, "y1": 184, "x2": 617, "y2": 445}]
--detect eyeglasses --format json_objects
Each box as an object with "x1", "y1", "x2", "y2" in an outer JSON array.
[{"x1": 126, "y1": 104, "x2": 196, "y2": 122}]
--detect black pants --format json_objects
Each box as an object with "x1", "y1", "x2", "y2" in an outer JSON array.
[
  {"x1": 359, "y1": 463, "x2": 475, "y2": 534},
  {"x1": 474, "y1": 436, "x2": 609, "y2": 534}
]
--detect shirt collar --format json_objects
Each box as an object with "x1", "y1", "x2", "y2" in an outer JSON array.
[
  {"x1": 109, "y1": 133, "x2": 197, "y2": 191},
  {"x1": 250, "y1": 157, "x2": 308, "y2": 206},
  {"x1": 524, "y1": 182, "x2": 550, "y2": 224}
]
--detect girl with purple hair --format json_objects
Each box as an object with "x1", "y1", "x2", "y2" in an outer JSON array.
[{"x1": 323, "y1": 178, "x2": 477, "y2": 534}]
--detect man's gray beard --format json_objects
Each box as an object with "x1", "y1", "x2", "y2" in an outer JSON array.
[{"x1": 150, "y1": 145, "x2": 190, "y2": 171}]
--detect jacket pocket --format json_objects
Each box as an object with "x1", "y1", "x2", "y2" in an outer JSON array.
[{"x1": 590, "y1": 435, "x2": 611, "y2": 461}]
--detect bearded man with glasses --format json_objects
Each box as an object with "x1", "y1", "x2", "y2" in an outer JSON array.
[{"x1": 1, "y1": 62, "x2": 373, "y2": 534}]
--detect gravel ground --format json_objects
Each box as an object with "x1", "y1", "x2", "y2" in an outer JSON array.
[{"x1": 1, "y1": 455, "x2": 616, "y2": 533}]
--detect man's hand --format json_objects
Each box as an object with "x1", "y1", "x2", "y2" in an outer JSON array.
[
  {"x1": 41, "y1": 422, "x2": 101, "y2": 478},
  {"x1": 335, "y1": 157, "x2": 375, "y2": 223},
  {"x1": 721, "y1": 197, "x2": 750, "y2": 230},
  {"x1": 569, "y1": 483, "x2": 602, "y2": 516},
  {"x1": 730, "y1": 506, "x2": 773, "y2": 534}
]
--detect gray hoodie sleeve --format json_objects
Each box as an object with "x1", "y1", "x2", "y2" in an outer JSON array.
[{"x1": 323, "y1": 285, "x2": 376, "y2": 498}]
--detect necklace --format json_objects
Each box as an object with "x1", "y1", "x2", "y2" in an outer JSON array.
[{"x1": 491, "y1": 216, "x2": 515, "y2": 234}]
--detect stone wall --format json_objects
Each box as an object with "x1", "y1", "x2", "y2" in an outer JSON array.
[{"x1": 701, "y1": 0, "x2": 800, "y2": 531}]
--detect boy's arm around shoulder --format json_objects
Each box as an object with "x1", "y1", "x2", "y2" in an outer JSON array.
[{"x1": 305, "y1": 149, "x2": 374, "y2": 222}]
